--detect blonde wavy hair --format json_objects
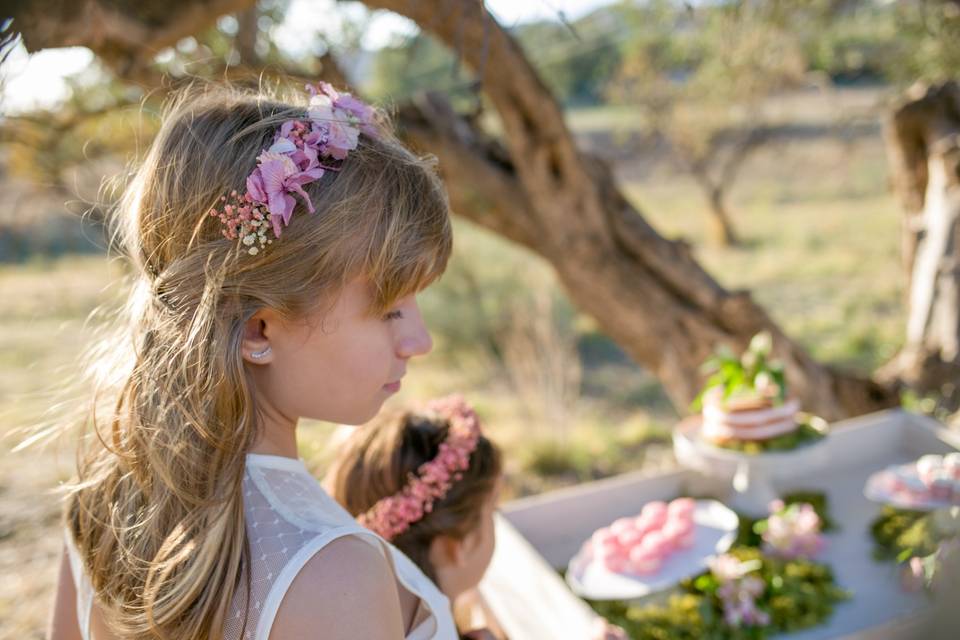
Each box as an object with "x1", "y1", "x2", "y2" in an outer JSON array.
[{"x1": 60, "y1": 81, "x2": 451, "y2": 639}]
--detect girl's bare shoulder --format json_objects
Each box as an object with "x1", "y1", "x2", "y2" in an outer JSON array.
[{"x1": 268, "y1": 534, "x2": 405, "y2": 640}]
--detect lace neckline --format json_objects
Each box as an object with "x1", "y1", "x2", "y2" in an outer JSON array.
[{"x1": 245, "y1": 452, "x2": 309, "y2": 474}]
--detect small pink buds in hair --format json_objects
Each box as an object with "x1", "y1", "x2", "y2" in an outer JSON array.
[{"x1": 208, "y1": 83, "x2": 378, "y2": 255}]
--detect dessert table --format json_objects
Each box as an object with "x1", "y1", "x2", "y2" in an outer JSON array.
[{"x1": 478, "y1": 409, "x2": 960, "y2": 639}]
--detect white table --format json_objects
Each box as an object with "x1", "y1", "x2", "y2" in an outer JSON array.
[{"x1": 479, "y1": 410, "x2": 960, "y2": 640}]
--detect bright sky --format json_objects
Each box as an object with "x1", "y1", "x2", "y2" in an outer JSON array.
[{"x1": 0, "y1": 0, "x2": 614, "y2": 115}]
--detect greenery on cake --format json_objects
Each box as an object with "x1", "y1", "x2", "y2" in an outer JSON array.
[
  {"x1": 690, "y1": 332, "x2": 828, "y2": 454},
  {"x1": 692, "y1": 332, "x2": 786, "y2": 411}
]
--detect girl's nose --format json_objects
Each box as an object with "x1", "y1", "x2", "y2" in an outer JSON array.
[
  {"x1": 397, "y1": 323, "x2": 433, "y2": 359},
  {"x1": 396, "y1": 304, "x2": 433, "y2": 359}
]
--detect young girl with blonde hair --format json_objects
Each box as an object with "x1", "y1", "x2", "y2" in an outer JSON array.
[{"x1": 47, "y1": 81, "x2": 457, "y2": 640}]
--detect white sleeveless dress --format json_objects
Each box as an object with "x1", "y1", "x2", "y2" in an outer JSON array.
[{"x1": 64, "y1": 453, "x2": 458, "y2": 640}]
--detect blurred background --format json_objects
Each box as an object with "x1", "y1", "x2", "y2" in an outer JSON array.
[{"x1": 1, "y1": 0, "x2": 959, "y2": 635}]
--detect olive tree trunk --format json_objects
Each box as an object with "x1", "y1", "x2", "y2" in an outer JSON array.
[
  {"x1": 881, "y1": 81, "x2": 960, "y2": 408},
  {"x1": 8, "y1": 0, "x2": 899, "y2": 419}
]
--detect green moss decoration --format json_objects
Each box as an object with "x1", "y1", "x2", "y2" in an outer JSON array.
[
  {"x1": 581, "y1": 548, "x2": 848, "y2": 639},
  {"x1": 573, "y1": 491, "x2": 846, "y2": 639},
  {"x1": 869, "y1": 506, "x2": 940, "y2": 561}
]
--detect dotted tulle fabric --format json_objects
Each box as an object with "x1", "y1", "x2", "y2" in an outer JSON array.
[{"x1": 66, "y1": 453, "x2": 456, "y2": 640}]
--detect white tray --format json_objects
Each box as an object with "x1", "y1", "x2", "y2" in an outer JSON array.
[
  {"x1": 565, "y1": 499, "x2": 738, "y2": 600},
  {"x1": 481, "y1": 410, "x2": 960, "y2": 640}
]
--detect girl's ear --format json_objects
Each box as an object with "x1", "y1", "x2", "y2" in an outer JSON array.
[{"x1": 241, "y1": 311, "x2": 275, "y2": 364}]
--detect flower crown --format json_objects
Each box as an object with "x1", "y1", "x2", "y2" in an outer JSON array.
[
  {"x1": 208, "y1": 82, "x2": 378, "y2": 255},
  {"x1": 357, "y1": 395, "x2": 482, "y2": 541}
]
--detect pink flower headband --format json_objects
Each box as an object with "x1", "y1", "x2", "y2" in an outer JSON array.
[
  {"x1": 357, "y1": 395, "x2": 482, "y2": 541},
  {"x1": 208, "y1": 82, "x2": 378, "y2": 255}
]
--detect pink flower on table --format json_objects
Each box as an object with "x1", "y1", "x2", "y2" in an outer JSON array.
[
  {"x1": 739, "y1": 575, "x2": 765, "y2": 599},
  {"x1": 901, "y1": 556, "x2": 926, "y2": 592},
  {"x1": 721, "y1": 589, "x2": 771, "y2": 628},
  {"x1": 762, "y1": 501, "x2": 825, "y2": 560},
  {"x1": 709, "y1": 554, "x2": 754, "y2": 582},
  {"x1": 711, "y1": 558, "x2": 771, "y2": 629}
]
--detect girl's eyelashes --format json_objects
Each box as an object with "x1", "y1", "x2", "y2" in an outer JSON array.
[{"x1": 384, "y1": 310, "x2": 404, "y2": 321}]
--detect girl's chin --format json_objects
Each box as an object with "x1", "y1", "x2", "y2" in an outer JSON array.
[
  {"x1": 306, "y1": 398, "x2": 386, "y2": 426},
  {"x1": 360, "y1": 393, "x2": 395, "y2": 420}
]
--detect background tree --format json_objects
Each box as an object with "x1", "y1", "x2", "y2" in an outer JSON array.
[
  {"x1": 765, "y1": 0, "x2": 960, "y2": 417},
  {"x1": 880, "y1": 81, "x2": 960, "y2": 415},
  {"x1": 6, "y1": 0, "x2": 908, "y2": 420},
  {"x1": 606, "y1": 0, "x2": 809, "y2": 247}
]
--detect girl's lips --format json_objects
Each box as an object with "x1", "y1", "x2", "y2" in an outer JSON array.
[{"x1": 383, "y1": 381, "x2": 401, "y2": 393}]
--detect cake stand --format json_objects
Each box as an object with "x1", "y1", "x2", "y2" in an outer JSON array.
[{"x1": 672, "y1": 415, "x2": 831, "y2": 517}]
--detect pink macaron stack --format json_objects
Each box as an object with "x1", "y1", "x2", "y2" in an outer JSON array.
[{"x1": 589, "y1": 498, "x2": 697, "y2": 576}]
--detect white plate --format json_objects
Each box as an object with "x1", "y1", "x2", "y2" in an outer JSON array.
[
  {"x1": 864, "y1": 465, "x2": 959, "y2": 512},
  {"x1": 565, "y1": 499, "x2": 739, "y2": 601}
]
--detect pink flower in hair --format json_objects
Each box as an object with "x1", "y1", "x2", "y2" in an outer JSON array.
[
  {"x1": 307, "y1": 81, "x2": 340, "y2": 101},
  {"x1": 324, "y1": 116, "x2": 360, "y2": 160},
  {"x1": 307, "y1": 82, "x2": 377, "y2": 156},
  {"x1": 247, "y1": 147, "x2": 324, "y2": 236},
  {"x1": 334, "y1": 94, "x2": 377, "y2": 137},
  {"x1": 209, "y1": 83, "x2": 378, "y2": 254}
]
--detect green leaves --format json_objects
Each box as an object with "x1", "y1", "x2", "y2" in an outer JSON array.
[{"x1": 691, "y1": 332, "x2": 787, "y2": 412}]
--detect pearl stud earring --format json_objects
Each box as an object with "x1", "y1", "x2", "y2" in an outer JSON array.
[{"x1": 250, "y1": 347, "x2": 272, "y2": 359}]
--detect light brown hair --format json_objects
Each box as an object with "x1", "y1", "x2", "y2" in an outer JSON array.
[
  {"x1": 62, "y1": 80, "x2": 452, "y2": 639},
  {"x1": 329, "y1": 407, "x2": 502, "y2": 584}
]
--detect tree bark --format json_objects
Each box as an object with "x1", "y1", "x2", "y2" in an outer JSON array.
[
  {"x1": 881, "y1": 81, "x2": 960, "y2": 407},
  {"x1": 7, "y1": 0, "x2": 899, "y2": 419},
  {"x1": 360, "y1": 0, "x2": 896, "y2": 419}
]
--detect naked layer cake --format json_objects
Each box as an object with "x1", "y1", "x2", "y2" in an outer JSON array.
[
  {"x1": 701, "y1": 387, "x2": 800, "y2": 444},
  {"x1": 695, "y1": 332, "x2": 824, "y2": 452}
]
